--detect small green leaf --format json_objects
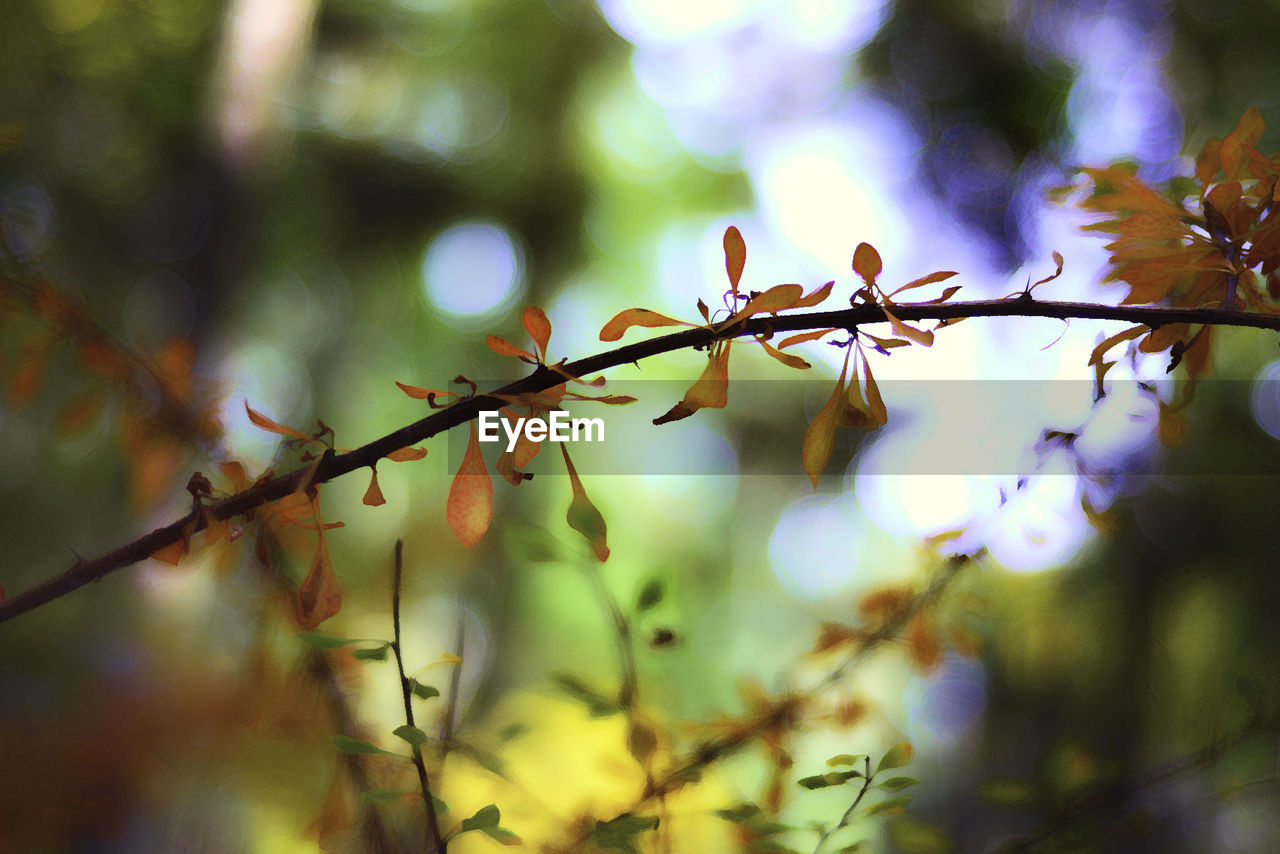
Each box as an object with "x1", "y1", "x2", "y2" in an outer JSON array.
[
  {"x1": 461, "y1": 804, "x2": 501, "y2": 832},
  {"x1": 976, "y1": 777, "x2": 1040, "y2": 808},
  {"x1": 431, "y1": 795, "x2": 448, "y2": 814},
  {"x1": 553, "y1": 672, "x2": 618, "y2": 717},
  {"x1": 798, "y1": 774, "x2": 833, "y2": 790},
  {"x1": 877, "y1": 776, "x2": 919, "y2": 792},
  {"x1": 636, "y1": 579, "x2": 664, "y2": 612},
  {"x1": 353, "y1": 644, "x2": 390, "y2": 661},
  {"x1": 827, "y1": 754, "x2": 868, "y2": 768},
  {"x1": 362, "y1": 788, "x2": 413, "y2": 804},
  {"x1": 886, "y1": 816, "x2": 953, "y2": 854},
  {"x1": 587, "y1": 813, "x2": 659, "y2": 854},
  {"x1": 411, "y1": 680, "x2": 440, "y2": 700},
  {"x1": 499, "y1": 722, "x2": 528, "y2": 742},
  {"x1": 863, "y1": 795, "x2": 912, "y2": 816},
  {"x1": 715, "y1": 803, "x2": 762, "y2": 823},
  {"x1": 297, "y1": 632, "x2": 351, "y2": 649},
  {"x1": 837, "y1": 844, "x2": 870, "y2": 854},
  {"x1": 393, "y1": 725, "x2": 429, "y2": 747},
  {"x1": 331, "y1": 735, "x2": 398, "y2": 756},
  {"x1": 876, "y1": 742, "x2": 914, "y2": 774},
  {"x1": 481, "y1": 826, "x2": 522, "y2": 846}
]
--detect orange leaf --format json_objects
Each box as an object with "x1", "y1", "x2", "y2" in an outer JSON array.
[
  {"x1": 906, "y1": 614, "x2": 942, "y2": 673},
  {"x1": 561, "y1": 444, "x2": 609, "y2": 562},
  {"x1": 150, "y1": 538, "x2": 188, "y2": 566},
  {"x1": 793, "y1": 280, "x2": 835, "y2": 308},
  {"x1": 447, "y1": 422, "x2": 493, "y2": 547},
  {"x1": 724, "y1": 226, "x2": 746, "y2": 294},
  {"x1": 599, "y1": 308, "x2": 693, "y2": 342},
  {"x1": 756, "y1": 335, "x2": 811, "y2": 369},
  {"x1": 853, "y1": 242, "x2": 882, "y2": 286},
  {"x1": 9, "y1": 345, "x2": 49, "y2": 408},
  {"x1": 889, "y1": 270, "x2": 957, "y2": 297},
  {"x1": 726, "y1": 284, "x2": 804, "y2": 324},
  {"x1": 1220, "y1": 106, "x2": 1265, "y2": 181},
  {"x1": 1032, "y1": 251, "x2": 1065, "y2": 288},
  {"x1": 1088, "y1": 324, "x2": 1148, "y2": 366},
  {"x1": 395, "y1": 382, "x2": 458, "y2": 402},
  {"x1": 154, "y1": 339, "x2": 195, "y2": 403},
  {"x1": 778, "y1": 328, "x2": 836, "y2": 349},
  {"x1": 802, "y1": 347, "x2": 850, "y2": 488},
  {"x1": 296, "y1": 523, "x2": 342, "y2": 629},
  {"x1": 653, "y1": 341, "x2": 732, "y2": 425},
  {"x1": 862, "y1": 332, "x2": 910, "y2": 351},
  {"x1": 812, "y1": 622, "x2": 861, "y2": 655},
  {"x1": 219, "y1": 461, "x2": 249, "y2": 491},
  {"x1": 55, "y1": 388, "x2": 107, "y2": 438},
  {"x1": 486, "y1": 335, "x2": 536, "y2": 360},
  {"x1": 918, "y1": 285, "x2": 962, "y2": 304},
  {"x1": 522, "y1": 306, "x2": 552, "y2": 361},
  {"x1": 363, "y1": 468, "x2": 386, "y2": 506},
  {"x1": 862, "y1": 356, "x2": 887, "y2": 425},
  {"x1": 244, "y1": 401, "x2": 314, "y2": 442},
  {"x1": 385, "y1": 445, "x2": 428, "y2": 462},
  {"x1": 880, "y1": 305, "x2": 934, "y2": 346}
]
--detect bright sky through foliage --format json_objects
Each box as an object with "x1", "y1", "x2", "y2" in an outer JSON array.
[
  {"x1": 421, "y1": 220, "x2": 525, "y2": 321},
  {"x1": 589, "y1": 0, "x2": 1190, "y2": 578}
]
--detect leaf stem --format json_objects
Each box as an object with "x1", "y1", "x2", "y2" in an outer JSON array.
[{"x1": 391, "y1": 539, "x2": 448, "y2": 854}]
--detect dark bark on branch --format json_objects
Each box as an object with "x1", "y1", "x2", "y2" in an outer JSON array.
[{"x1": 2, "y1": 298, "x2": 1278, "y2": 626}]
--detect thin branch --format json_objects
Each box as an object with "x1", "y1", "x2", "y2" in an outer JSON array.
[
  {"x1": 812, "y1": 755, "x2": 873, "y2": 854},
  {"x1": 391, "y1": 539, "x2": 447, "y2": 854},
  {"x1": 635, "y1": 554, "x2": 970, "y2": 808},
  {"x1": 986, "y1": 715, "x2": 1280, "y2": 854},
  {"x1": 439, "y1": 606, "x2": 465, "y2": 759},
  {"x1": 3, "y1": 298, "x2": 1279, "y2": 625}
]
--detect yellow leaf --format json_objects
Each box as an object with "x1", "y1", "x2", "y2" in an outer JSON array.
[
  {"x1": 447, "y1": 422, "x2": 493, "y2": 547},
  {"x1": 599, "y1": 308, "x2": 692, "y2": 342}
]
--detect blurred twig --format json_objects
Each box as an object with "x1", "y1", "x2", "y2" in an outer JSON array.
[{"x1": 390, "y1": 539, "x2": 448, "y2": 854}]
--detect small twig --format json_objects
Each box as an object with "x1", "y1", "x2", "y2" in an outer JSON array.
[
  {"x1": 391, "y1": 539, "x2": 448, "y2": 854},
  {"x1": 581, "y1": 563, "x2": 639, "y2": 712},
  {"x1": 439, "y1": 606, "x2": 466, "y2": 759},
  {"x1": 812, "y1": 755, "x2": 874, "y2": 854},
  {"x1": 986, "y1": 716, "x2": 1280, "y2": 854},
  {"x1": 584, "y1": 552, "x2": 973, "y2": 842}
]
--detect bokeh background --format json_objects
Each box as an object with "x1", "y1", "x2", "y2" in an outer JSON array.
[{"x1": 2, "y1": 0, "x2": 1280, "y2": 851}]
